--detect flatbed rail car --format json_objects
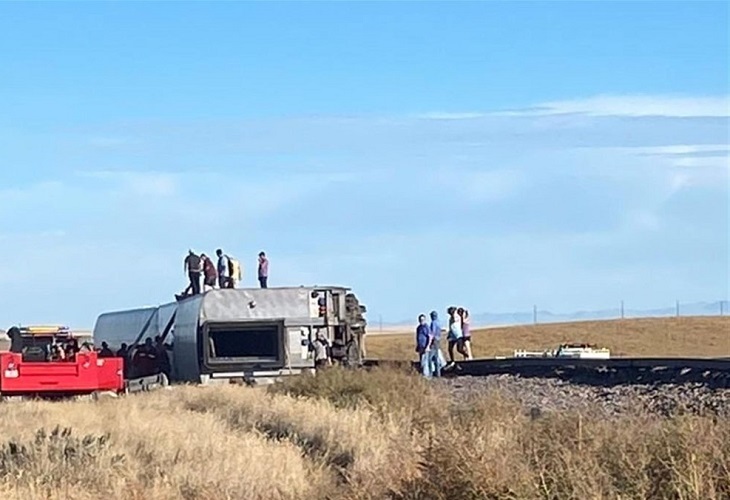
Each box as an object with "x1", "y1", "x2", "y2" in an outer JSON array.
[
  {"x1": 92, "y1": 286, "x2": 368, "y2": 385},
  {"x1": 363, "y1": 356, "x2": 730, "y2": 387},
  {"x1": 0, "y1": 326, "x2": 124, "y2": 398}
]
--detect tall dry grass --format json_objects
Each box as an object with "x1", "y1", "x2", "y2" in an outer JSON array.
[
  {"x1": 0, "y1": 393, "x2": 329, "y2": 500},
  {"x1": 272, "y1": 366, "x2": 730, "y2": 500},
  {"x1": 0, "y1": 366, "x2": 727, "y2": 499}
]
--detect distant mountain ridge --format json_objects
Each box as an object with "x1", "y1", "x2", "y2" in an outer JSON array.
[{"x1": 381, "y1": 301, "x2": 728, "y2": 328}]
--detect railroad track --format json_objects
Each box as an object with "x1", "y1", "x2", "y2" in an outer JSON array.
[{"x1": 363, "y1": 357, "x2": 730, "y2": 388}]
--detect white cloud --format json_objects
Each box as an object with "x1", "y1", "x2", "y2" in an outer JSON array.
[
  {"x1": 417, "y1": 112, "x2": 486, "y2": 120},
  {"x1": 429, "y1": 168, "x2": 527, "y2": 204},
  {"x1": 672, "y1": 156, "x2": 729, "y2": 169},
  {"x1": 669, "y1": 171, "x2": 693, "y2": 193},
  {"x1": 632, "y1": 144, "x2": 730, "y2": 156},
  {"x1": 625, "y1": 210, "x2": 662, "y2": 232},
  {"x1": 511, "y1": 95, "x2": 730, "y2": 118},
  {"x1": 76, "y1": 170, "x2": 179, "y2": 197},
  {"x1": 88, "y1": 137, "x2": 131, "y2": 148},
  {"x1": 463, "y1": 169, "x2": 527, "y2": 203},
  {"x1": 573, "y1": 142, "x2": 728, "y2": 197},
  {"x1": 420, "y1": 94, "x2": 730, "y2": 120},
  {"x1": 2, "y1": 99, "x2": 726, "y2": 324},
  {"x1": 126, "y1": 172, "x2": 178, "y2": 197},
  {"x1": 0, "y1": 181, "x2": 66, "y2": 203}
]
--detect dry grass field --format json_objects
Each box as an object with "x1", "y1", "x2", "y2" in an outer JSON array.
[
  {"x1": 365, "y1": 316, "x2": 730, "y2": 360},
  {"x1": 0, "y1": 367, "x2": 728, "y2": 500}
]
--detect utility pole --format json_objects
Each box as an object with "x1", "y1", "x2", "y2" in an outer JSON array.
[
  {"x1": 676, "y1": 300, "x2": 680, "y2": 317},
  {"x1": 533, "y1": 305, "x2": 537, "y2": 325},
  {"x1": 620, "y1": 300, "x2": 625, "y2": 319}
]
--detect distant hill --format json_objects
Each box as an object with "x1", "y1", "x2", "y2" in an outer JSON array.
[{"x1": 381, "y1": 301, "x2": 728, "y2": 328}]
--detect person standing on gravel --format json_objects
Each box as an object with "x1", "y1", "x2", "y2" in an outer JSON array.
[
  {"x1": 458, "y1": 307, "x2": 474, "y2": 360},
  {"x1": 311, "y1": 330, "x2": 332, "y2": 370},
  {"x1": 428, "y1": 311, "x2": 445, "y2": 377},
  {"x1": 446, "y1": 306, "x2": 465, "y2": 366},
  {"x1": 416, "y1": 314, "x2": 432, "y2": 378}
]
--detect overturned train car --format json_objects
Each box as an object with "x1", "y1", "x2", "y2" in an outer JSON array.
[{"x1": 92, "y1": 286, "x2": 367, "y2": 383}]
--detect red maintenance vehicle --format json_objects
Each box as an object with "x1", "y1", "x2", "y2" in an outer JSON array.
[{"x1": 0, "y1": 325, "x2": 125, "y2": 399}]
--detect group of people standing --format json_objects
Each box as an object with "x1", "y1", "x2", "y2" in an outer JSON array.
[
  {"x1": 182, "y1": 249, "x2": 270, "y2": 297},
  {"x1": 415, "y1": 307, "x2": 474, "y2": 378}
]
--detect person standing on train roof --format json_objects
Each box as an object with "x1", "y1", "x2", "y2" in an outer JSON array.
[
  {"x1": 184, "y1": 250, "x2": 202, "y2": 295},
  {"x1": 258, "y1": 251, "x2": 269, "y2": 288},
  {"x1": 216, "y1": 249, "x2": 231, "y2": 288},
  {"x1": 200, "y1": 253, "x2": 218, "y2": 291}
]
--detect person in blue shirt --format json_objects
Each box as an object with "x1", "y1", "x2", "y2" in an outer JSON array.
[
  {"x1": 428, "y1": 310, "x2": 445, "y2": 377},
  {"x1": 415, "y1": 314, "x2": 431, "y2": 378}
]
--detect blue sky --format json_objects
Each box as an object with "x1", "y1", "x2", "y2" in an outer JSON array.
[{"x1": 0, "y1": 2, "x2": 728, "y2": 328}]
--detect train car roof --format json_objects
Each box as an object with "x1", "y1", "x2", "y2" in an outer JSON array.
[{"x1": 96, "y1": 286, "x2": 351, "y2": 322}]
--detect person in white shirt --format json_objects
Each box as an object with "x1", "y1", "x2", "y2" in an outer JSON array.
[
  {"x1": 216, "y1": 248, "x2": 231, "y2": 288},
  {"x1": 447, "y1": 306, "x2": 465, "y2": 365}
]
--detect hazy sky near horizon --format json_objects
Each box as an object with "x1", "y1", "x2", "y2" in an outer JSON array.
[{"x1": 0, "y1": 2, "x2": 728, "y2": 328}]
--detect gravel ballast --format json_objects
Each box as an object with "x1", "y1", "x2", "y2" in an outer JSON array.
[{"x1": 437, "y1": 375, "x2": 730, "y2": 418}]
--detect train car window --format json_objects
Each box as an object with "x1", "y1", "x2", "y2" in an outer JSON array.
[{"x1": 206, "y1": 323, "x2": 280, "y2": 363}]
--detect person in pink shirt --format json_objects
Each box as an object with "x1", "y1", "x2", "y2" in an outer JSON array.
[
  {"x1": 258, "y1": 251, "x2": 269, "y2": 288},
  {"x1": 458, "y1": 307, "x2": 474, "y2": 360}
]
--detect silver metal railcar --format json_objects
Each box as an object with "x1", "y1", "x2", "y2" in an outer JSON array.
[{"x1": 92, "y1": 286, "x2": 367, "y2": 383}]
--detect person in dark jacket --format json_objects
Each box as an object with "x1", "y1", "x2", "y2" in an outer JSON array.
[
  {"x1": 116, "y1": 343, "x2": 129, "y2": 358},
  {"x1": 416, "y1": 314, "x2": 432, "y2": 378},
  {"x1": 98, "y1": 341, "x2": 114, "y2": 358},
  {"x1": 200, "y1": 253, "x2": 218, "y2": 290},
  {"x1": 184, "y1": 250, "x2": 203, "y2": 295},
  {"x1": 154, "y1": 335, "x2": 172, "y2": 378},
  {"x1": 6, "y1": 327, "x2": 23, "y2": 353}
]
